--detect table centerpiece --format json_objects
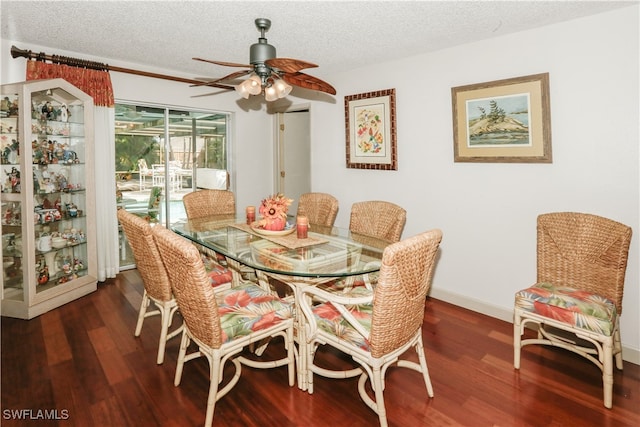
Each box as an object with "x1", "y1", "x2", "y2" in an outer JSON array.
[{"x1": 257, "y1": 193, "x2": 293, "y2": 231}]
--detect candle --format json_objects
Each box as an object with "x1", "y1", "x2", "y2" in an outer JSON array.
[
  {"x1": 246, "y1": 206, "x2": 256, "y2": 225},
  {"x1": 296, "y1": 215, "x2": 309, "y2": 239}
]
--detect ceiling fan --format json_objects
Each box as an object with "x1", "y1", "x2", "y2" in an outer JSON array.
[{"x1": 193, "y1": 18, "x2": 336, "y2": 101}]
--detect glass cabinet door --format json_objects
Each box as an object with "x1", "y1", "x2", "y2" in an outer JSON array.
[
  {"x1": 32, "y1": 93, "x2": 89, "y2": 293},
  {"x1": 1, "y1": 93, "x2": 24, "y2": 303}
]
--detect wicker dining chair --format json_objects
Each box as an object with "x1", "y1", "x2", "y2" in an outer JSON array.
[
  {"x1": 182, "y1": 189, "x2": 243, "y2": 286},
  {"x1": 514, "y1": 212, "x2": 632, "y2": 408},
  {"x1": 349, "y1": 200, "x2": 406, "y2": 243},
  {"x1": 182, "y1": 189, "x2": 235, "y2": 218},
  {"x1": 117, "y1": 209, "x2": 181, "y2": 364},
  {"x1": 323, "y1": 200, "x2": 406, "y2": 293},
  {"x1": 296, "y1": 192, "x2": 339, "y2": 227},
  {"x1": 299, "y1": 229, "x2": 443, "y2": 427},
  {"x1": 152, "y1": 226, "x2": 295, "y2": 427}
]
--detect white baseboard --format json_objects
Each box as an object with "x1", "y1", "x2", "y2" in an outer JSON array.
[{"x1": 429, "y1": 288, "x2": 640, "y2": 366}]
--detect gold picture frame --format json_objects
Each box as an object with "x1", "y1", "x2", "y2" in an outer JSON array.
[
  {"x1": 345, "y1": 88, "x2": 397, "y2": 170},
  {"x1": 452, "y1": 73, "x2": 552, "y2": 163}
]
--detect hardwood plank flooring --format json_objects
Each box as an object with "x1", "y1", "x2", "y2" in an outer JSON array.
[{"x1": 2, "y1": 270, "x2": 639, "y2": 426}]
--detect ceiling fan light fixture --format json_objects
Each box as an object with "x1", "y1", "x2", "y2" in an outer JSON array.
[
  {"x1": 264, "y1": 85, "x2": 279, "y2": 102},
  {"x1": 235, "y1": 74, "x2": 263, "y2": 98},
  {"x1": 273, "y1": 78, "x2": 292, "y2": 98},
  {"x1": 247, "y1": 74, "x2": 263, "y2": 95},
  {"x1": 235, "y1": 83, "x2": 251, "y2": 99}
]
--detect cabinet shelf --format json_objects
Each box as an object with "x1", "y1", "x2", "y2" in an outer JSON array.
[{"x1": 1, "y1": 78, "x2": 97, "y2": 319}]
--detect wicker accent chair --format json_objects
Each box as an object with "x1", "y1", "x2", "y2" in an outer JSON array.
[
  {"x1": 514, "y1": 212, "x2": 632, "y2": 408},
  {"x1": 299, "y1": 229, "x2": 442, "y2": 427},
  {"x1": 296, "y1": 192, "x2": 339, "y2": 227},
  {"x1": 349, "y1": 200, "x2": 406, "y2": 244},
  {"x1": 152, "y1": 226, "x2": 295, "y2": 427},
  {"x1": 117, "y1": 209, "x2": 181, "y2": 364}
]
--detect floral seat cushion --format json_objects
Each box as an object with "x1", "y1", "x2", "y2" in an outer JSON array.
[
  {"x1": 216, "y1": 282, "x2": 293, "y2": 343},
  {"x1": 311, "y1": 287, "x2": 374, "y2": 351},
  {"x1": 515, "y1": 282, "x2": 617, "y2": 336},
  {"x1": 201, "y1": 254, "x2": 233, "y2": 288}
]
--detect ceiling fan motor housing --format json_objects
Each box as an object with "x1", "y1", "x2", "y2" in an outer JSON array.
[
  {"x1": 250, "y1": 39, "x2": 276, "y2": 65},
  {"x1": 250, "y1": 41, "x2": 275, "y2": 82},
  {"x1": 250, "y1": 17, "x2": 277, "y2": 81}
]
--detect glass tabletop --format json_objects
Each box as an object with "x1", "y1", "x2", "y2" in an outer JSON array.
[{"x1": 171, "y1": 215, "x2": 389, "y2": 278}]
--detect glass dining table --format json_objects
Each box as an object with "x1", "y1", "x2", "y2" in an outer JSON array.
[{"x1": 171, "y1": 214, "x2": 390, "y2": 390}]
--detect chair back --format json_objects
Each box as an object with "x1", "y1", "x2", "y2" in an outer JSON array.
[
  {"x1": 138, "y1": 158, "x2": 149, "y2": 172},
  {"x1": 537, "y1": 212, "x2": 632, "y2": 313},
  {"x1": 152, "y1": 226, "x2": 223, "y2": 349},
  {"x1": 183, "y1": 189, "x2": 235, "y2": 219},
  {"x1": 297, "y1": 192, "x2": 339, "y2": 227},
  {"x1": 349, "y1": 200, "x2": 407, "y2": 243},
  {"x1": 369, "y1": 229, "x2": 442, "y2": 358},
  {"x1": 117, "y1": 209, "x2": 172, "y2": 302}
]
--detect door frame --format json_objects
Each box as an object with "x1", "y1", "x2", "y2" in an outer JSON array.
[{"x1": 271, "y1": 103, "x2": 312, "y2": 200}]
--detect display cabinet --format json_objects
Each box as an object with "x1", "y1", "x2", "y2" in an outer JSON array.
[{"x1": 1, "y1": 78, "x2": 97, "y2": 319}]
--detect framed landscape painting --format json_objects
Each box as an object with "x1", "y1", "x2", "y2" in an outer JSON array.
[
  {"x1": 452, "y1": 73, "x2": 552, "y2": 163},
  {"x1": 345, "y1": 88, "x2": 397, "y2": 170}
]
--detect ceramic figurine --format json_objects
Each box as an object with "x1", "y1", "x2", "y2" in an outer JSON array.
[
  {"x1": 42, "y1": 101, "x2": 55, "y2": 120},
  {"x1": 57, "y1": 174, "x2": 67, "y2": 191},
  {"x1": 37, "y1": 266, "x2": 49, "y2": 285},
  {"x1": 7, "y1": 98, "x2": 18, "y2": 117},
  {"x1": 0, "y1": 96, "x2": 11, "y2": 112},
  {"x1": 63, "y1": 150, "x2": 78, "y2": 164},
  {"x1": 33, "y1": 171, "x2": 40, "y2": 193},
  {"x1": 6, "y1": 167, "x2": 20, "y2": 193},
  {"x1": 3, "y1": 206, "x2": 12, "y2": 224},
  {"x1": 2, "y1": 139, "x2": 19, "y2": 164},
  {"x1": 59, "y1": 104, "x2": 69, "y2": 122}
]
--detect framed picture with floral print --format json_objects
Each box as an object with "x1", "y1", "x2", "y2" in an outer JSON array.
[
  {"x1": 345, "y1": 88, "x2": 397, "y2": 170},
  {"x1": 452, "y1": 73, "x2": 552, "y2": 163}
]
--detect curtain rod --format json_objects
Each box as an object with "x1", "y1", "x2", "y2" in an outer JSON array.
[{"x1": 10, "y1": 45, "x2": 233, "y2": 90}]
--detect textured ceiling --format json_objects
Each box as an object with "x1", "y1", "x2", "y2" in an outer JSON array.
[{"x1": 1, "y1": 1, "x2": 634, "y2": 83}]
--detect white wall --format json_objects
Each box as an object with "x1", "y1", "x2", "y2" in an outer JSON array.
[
  {"x1": 2, "y1": 5, "x2": 638, "y2": 362},
  {"x1": 306, "y1": 6, "x2": 640, "y2": 362}
]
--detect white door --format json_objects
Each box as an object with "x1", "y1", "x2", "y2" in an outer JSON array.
[{"x1": 276, "y1": 110, "x2": 310, "y2": 214}]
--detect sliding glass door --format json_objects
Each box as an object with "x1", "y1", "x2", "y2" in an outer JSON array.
[{"x1": 114, "y1": 102, "x2": 231, "y2": 268}]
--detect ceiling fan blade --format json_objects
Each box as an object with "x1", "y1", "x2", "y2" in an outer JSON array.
[
  {"x1": 193, "y1": 57, "x2": 252, "y2": 68},
  {"x1": 190, "y1": 69, "x2": 252, "y2": 87},
  {"x1": 265, "y1": 58, "x2": 318, "y2": 73},
  {"x1": 191, "y1": 89, "x2": 234, "y2": 98},
  {"x1": 282, "y1": 72, "x2": 336, "y2": 95}
]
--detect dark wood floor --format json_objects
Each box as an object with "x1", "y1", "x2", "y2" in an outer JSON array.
[{"x1": 2, "y1": 270, "x2": 639, "y2": 427}]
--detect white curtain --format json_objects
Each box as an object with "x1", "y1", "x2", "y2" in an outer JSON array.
[{"x1": 94, "y1": 106, "x2": 119, "y2": 281}]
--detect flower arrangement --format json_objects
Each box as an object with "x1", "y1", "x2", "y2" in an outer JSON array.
[{"x1": 258, "y1": 193, "x2": 293, "y2": 231}]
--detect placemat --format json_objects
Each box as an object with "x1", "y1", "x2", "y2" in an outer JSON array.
[{"x1": 231, "y1": 223, "x2": 328, "y2": 249}]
